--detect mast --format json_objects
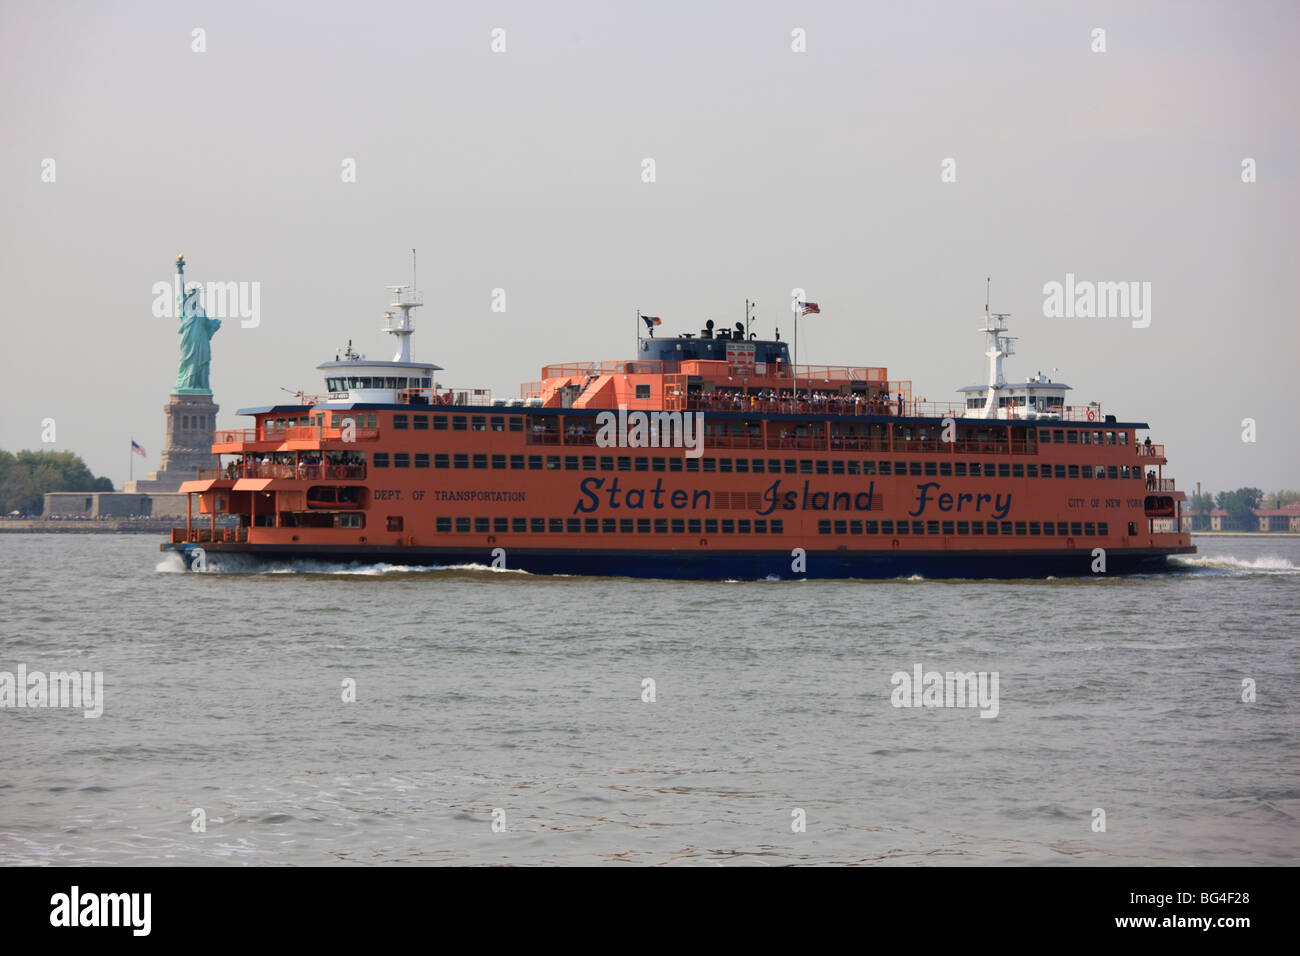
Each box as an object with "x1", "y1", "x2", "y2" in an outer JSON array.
[
  {"x1": 384, "y1": 253, "x2": 423, "y2": 363},
  {"x1": 977, "y1": 283, "x2": 1015, "y2": 418}
]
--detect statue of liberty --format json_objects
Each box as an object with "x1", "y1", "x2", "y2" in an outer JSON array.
[{"x1": 173, "y1": 255, "x2": 221, "y2": 394}]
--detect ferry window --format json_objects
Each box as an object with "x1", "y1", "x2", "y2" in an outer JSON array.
[
  {"x1": 669, "y1": 458, "x2": 683, "y2": 472},
  {"x1": 815, "y1": 460, "x2": 829, "y2": 475},
  {"x1": 1053, "y1": 429, "x2": 1065, "y2": 443},
  {"x1": 564, "y1": 456, "x2": 579, "y2": 470},
  {"x1": 1082, "y1": 521, "x2": 1095, "y2": 536},
  {"x1": 848, "y1": 520, "x2": 861, "y2": 534},
  {"x1": 436, "y1": 517, "x2": 451, "y2": 532},
  {"x1": 970, "y1": 521, "x2": 982, "y2": 535},
  {"x1": 1066, "y1": 430, "x2": 1078, "y2": 444},
  {"x1": 415, "y1": 453, "x2": 430, "y2": 469},
  {"x1": 941, "y1": 521, "x2": 954, "y2": 535},
  {"x1": 413, "y1": 415, "x2": 429, "y2": 430},
  {"x1": 1119, "y1": 432, "x2": 1129, "y2": 445},
  {"x1": 770, "y1": 519, "x2": 783, "y2": 534},
  {"x1": 509, "y1": 418, "x2": 524, "y2": 432},
  {"x1": 602, "y1": 518, "x2": 616, "y2": 533},
  {"x1": 1107, "y1": 466, "x2": 1118, "y2": 479},
  {"x1": 878, "y1": 461, "x2": 891, "y2": 476},
  {"x1": 1054, "y1": 465, "x2": 1066, "y2": 478},
  {"x1": 1081, "y1": 465, "x2": 1093, "y2": 478},
  {"x1": 585, "y1": 519, "x2": 598, "y2": 533},
  {"x1": 719, "y1": 458, "x2": 732, "y2": 473},
  {"x1": 985, "y1": 522, "x2": 998, "y2": 536},
  {"x1": 456, "y1": 517, "x2": 471, "y2": 532},
  {"x1": 490, "y1": 417, "x2": 505, "y2": 432},
  {"x1": 705, "y1": 519, "x2": 718, "y2": 534},
  {"x1": 434, "y1": 454, "x2": 449, "y2": 468},
  {"x1": 1026, "y1": 464, "x2": 1037, "y2": 478},
  {"x1": 1099, "y1": 522, "x2": 1109, "y2": 536},
  {"x1": 1012, "y1": 464, "x2": 1024, "y2": 478},
  {"x1": 1014, "y1": 521, "x2": 1026, "y2": 535},
  {"x1": 387, "y1": 516, "x2": 404, "y2": 532},
  {"x1": 567, "y1": 518, "x2": 581, "y2": 533},
  {"x1": 922, "y1": 461, "x2": 936, "y2": 476},
  {"x1": 513, "y1": 518, "x2": 527, "y2": 533},
  {"x1": 995, "y1": 464, "x2": 1008, "y2": 478},
  {"x1": 532, "y1": 518, "x2": 545, "y2": 533},
  {"x1": 652, "y1": 457, "x2": 666, "y2": 472},
  {"x1": 818, "y1": 520, "x2": 831, "y2": 535},
  {"x1": 968, "y1": 462, "x2": 980, "y2": 477},
  {"x1": 1030, "y1": 522, "x2": 1043, "y2": 535},
  {"x1": 784, "y1": 460, "x2": 797, "y2": 474},
  {"x1": 938, "y1": 462, "x2": 951, "y2": 477},
  {"x1": 949, "y1": 462, "x2": 964, "y2": 478},
  {"x1": 1039, "y1": 429, "x2": 1053, "y2": 443},
  {"x1": 473, "y1": 454, "x2": 488, "y2": 469},
  {"x1": 848, "y1": 461, "x2": 861, "y2": 476},
  {"x1": 394, "y1": 453, "x2": 410, "y2": 468},
  {"x1": 527, "y1": 455, "x2": 542, "y2": 470},
  {"x1": 474, "y1": 517, "x2": 489, "y2": 533},
  {"x1": 546, "y1": 456, "x2": 560, "y2": 470},
  {"x1": 793, "y1": 459, "x2": 809, "y2": 474},
  {"x1": 1094, "y1": 431, "x2": 1104, "y2": 445},
  {"x1": 1052, "y1": 522, "x2": 1065, "y2": 536},
  {"x1": 908, "y1": 462, "x2": 921, "y2": 476},
  {"x1": 618, "y1": 457, "x2": 632, "y2": 472},
  {"x1": 582, "y1": 456, "x2": 596, "y2": 471},
  {"x1": 636, "y1": 385, "x2": 651, "y2": 399},
  {"x1": 635, "y1": 457, "x2": 650, "y2": 472},
  {"x1": 637, "y1": 518, "x2": 651, "y2": 534},
  {"x1": 472, "y1": 417, "x2": 487, "y2": 431},
  {"x1": 927, "y1": 521, "x2": 940, "y2": 535},
  {"x1": 671, "y1": 518, "x2": 685, "y2": 533},
  {"x1": 1070, "y1": 522, "x2": 1083, "y2": 536},
  {"x1": 896, "y1": 521, "x2": 909, "y2": 536},
  {"x1": 493, "y1": 455, "x2": 507, "y2": 469},
  {"x1": 549, "y1": 518, "x2": 563, "y2": 533},
  {"x1": 599, "y1": 456, "x2": 614, "y2": 471},
  {"x1": 702, "y1": 459, "x2": 716, "y2": 473},
  {"x1": 736, "y1": 458, "x2": 749, "y2": 474},
  {"x1": 494, "y1": 518, "x2": 508, "y2": 533},
  {"x1": 834, "y1": 520, "x2": 847, "y2": 535},
  {"x1": 956, "y1": 521, "x2": 969, "y2": 535},
  {"x1": 912, "y1": 521, "x2": 925, "y2": 535},
  {"x1": 453, "y1": 416, "x2": 467, "y2": 431},
  {"x1": 450, "y1": 454, "x2": 466, "y2": 469},
  {"x1": 433, "y1": 416, "x2": 448, "y2": 431},
  {"x1": 1079, "y1": 430, "x2": 1091, "y2": 444},
  {"x1": 393, "y1": 415, "x2": 409, "y2": 430},
  {"x1": 1096, "y1": 466, "x2": 1106, "y2": 480},
  {"x1": 756, "y1": 519, "x2": 769, "y2": 533},
  {"x1": 769, "y1": 459, "x2": 783, "y2": 473},
  {"x1": 688, "y1": 519, "x2": 701, "y2": 534},
  {"x1": 654, "y1": 518, "x2": 668, "y2": 533},
  {"x1": 864, "y1": 520, "x2": 879, "y2": 534},
  {"x1": 1068, "y1": 465, "x2": 1079, "y2": 478},
  {"x1": 620, "y1": 518, "x2": 634, "y2": 533},
  {"x1": 373, "y1": 453, "x2": 390, "y2": 468},
  {"x1": 831, "y1": 460, "x2": 845, "y2": 475},
  {"x1": 686, "y1": 458, "x2": 700, "y2": 472}
]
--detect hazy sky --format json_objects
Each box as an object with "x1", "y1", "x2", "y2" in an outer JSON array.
[{"x1": 2, "y1": 0, "x2": 1297, "y2": 493}]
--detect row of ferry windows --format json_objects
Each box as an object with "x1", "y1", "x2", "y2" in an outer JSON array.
[
  {"x1": 427, "y1": 516, "x2": 1109, "y2": 537},
  {"x1": 817, "y1": 519, "x2": 1110, "y2": 537},
  {"x1": 311, "y1": 413, "x2": 1129, "y2": 447},
  {"x1": 434, "y1": 516, "x2": 786, "y2": 535},
  {"x1": 325, "y1": 377, "x2": 434, "y2": 391},
  {"x1": 371, "y1": 452, "x2": 1142, "y2": 480},
  {"x1": 327, "y1": 413, "x2": 524, "y2": 432}
]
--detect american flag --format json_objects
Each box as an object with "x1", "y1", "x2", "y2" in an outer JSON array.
[
  {"x1": 798, "y1": 301, "x2": 820, "y2": 316},
  {"x1": 131, "y1": 440, "x2": 146, "y2": 458}
]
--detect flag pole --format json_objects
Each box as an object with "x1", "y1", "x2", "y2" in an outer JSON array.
[{"x1": 129, "y1": 439, "x2": 133, "y2": 482}]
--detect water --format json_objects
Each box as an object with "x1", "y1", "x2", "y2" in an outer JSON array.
[{"x1": 1, "y1": 534, "x2": 1296, "y2": 865}]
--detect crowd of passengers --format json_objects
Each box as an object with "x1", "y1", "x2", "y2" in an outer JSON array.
[{"x1": 224, "y1": 452, "x2": 366, "y2": 479}]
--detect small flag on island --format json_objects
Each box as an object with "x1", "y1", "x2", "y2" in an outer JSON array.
[
  {"x1": 131, "y1": 440, "x2": 146, "y2": 457},
  {"x1": 798, "y1": 301, "x2": 820, "y2": 316}
]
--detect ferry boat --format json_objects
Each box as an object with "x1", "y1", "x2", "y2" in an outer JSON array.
[{"x1": 162, "y1": 274, "x2": 1194, "y2": 578}]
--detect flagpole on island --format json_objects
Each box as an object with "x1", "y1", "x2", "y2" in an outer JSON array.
[{"x1": 129, "y1": 438, "x2": 133, "y2": 483}]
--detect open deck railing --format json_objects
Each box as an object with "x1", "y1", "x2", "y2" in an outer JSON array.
[
  {"x1": 169, "y1": 527, "x2": 249, "y2": 544},
  {"x1": 1137, "y1": 444, "x2": 1166, "y2": 458}
]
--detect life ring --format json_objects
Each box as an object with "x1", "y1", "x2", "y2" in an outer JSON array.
[
  {"x1": 439, "y1": 392, "x2": 452, "y2": 405},
  {"x1": 1086, "y1": 408, "x2": 1096, "y2": 421}
]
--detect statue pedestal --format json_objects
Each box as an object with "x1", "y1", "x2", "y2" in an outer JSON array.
[{"x1": 123, "y1": 393, "x2": 220, "y2": 493}]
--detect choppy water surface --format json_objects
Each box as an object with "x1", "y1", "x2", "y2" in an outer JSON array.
[{"x1": 1, "y1": 534, "x2": 1296, "y2": 865}]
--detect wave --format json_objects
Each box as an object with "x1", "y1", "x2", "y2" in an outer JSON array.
[
  {"x1": 157, "y1": 555, "x2": 531, "y2": 577},
  {"x1": 1170, "y1": 554, "x2": 1299, "y2": 575}
]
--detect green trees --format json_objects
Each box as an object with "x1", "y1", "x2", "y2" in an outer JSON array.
[
  {"x1": 1188, "y1": 490, "x2": 1215, "y2": 513},
  {"x1": 0, "y1": 450, "x2": 113, "y2": 515},
  {"x1": 1215, "y1": 487, "x2": 1263, "y2": 526}
]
